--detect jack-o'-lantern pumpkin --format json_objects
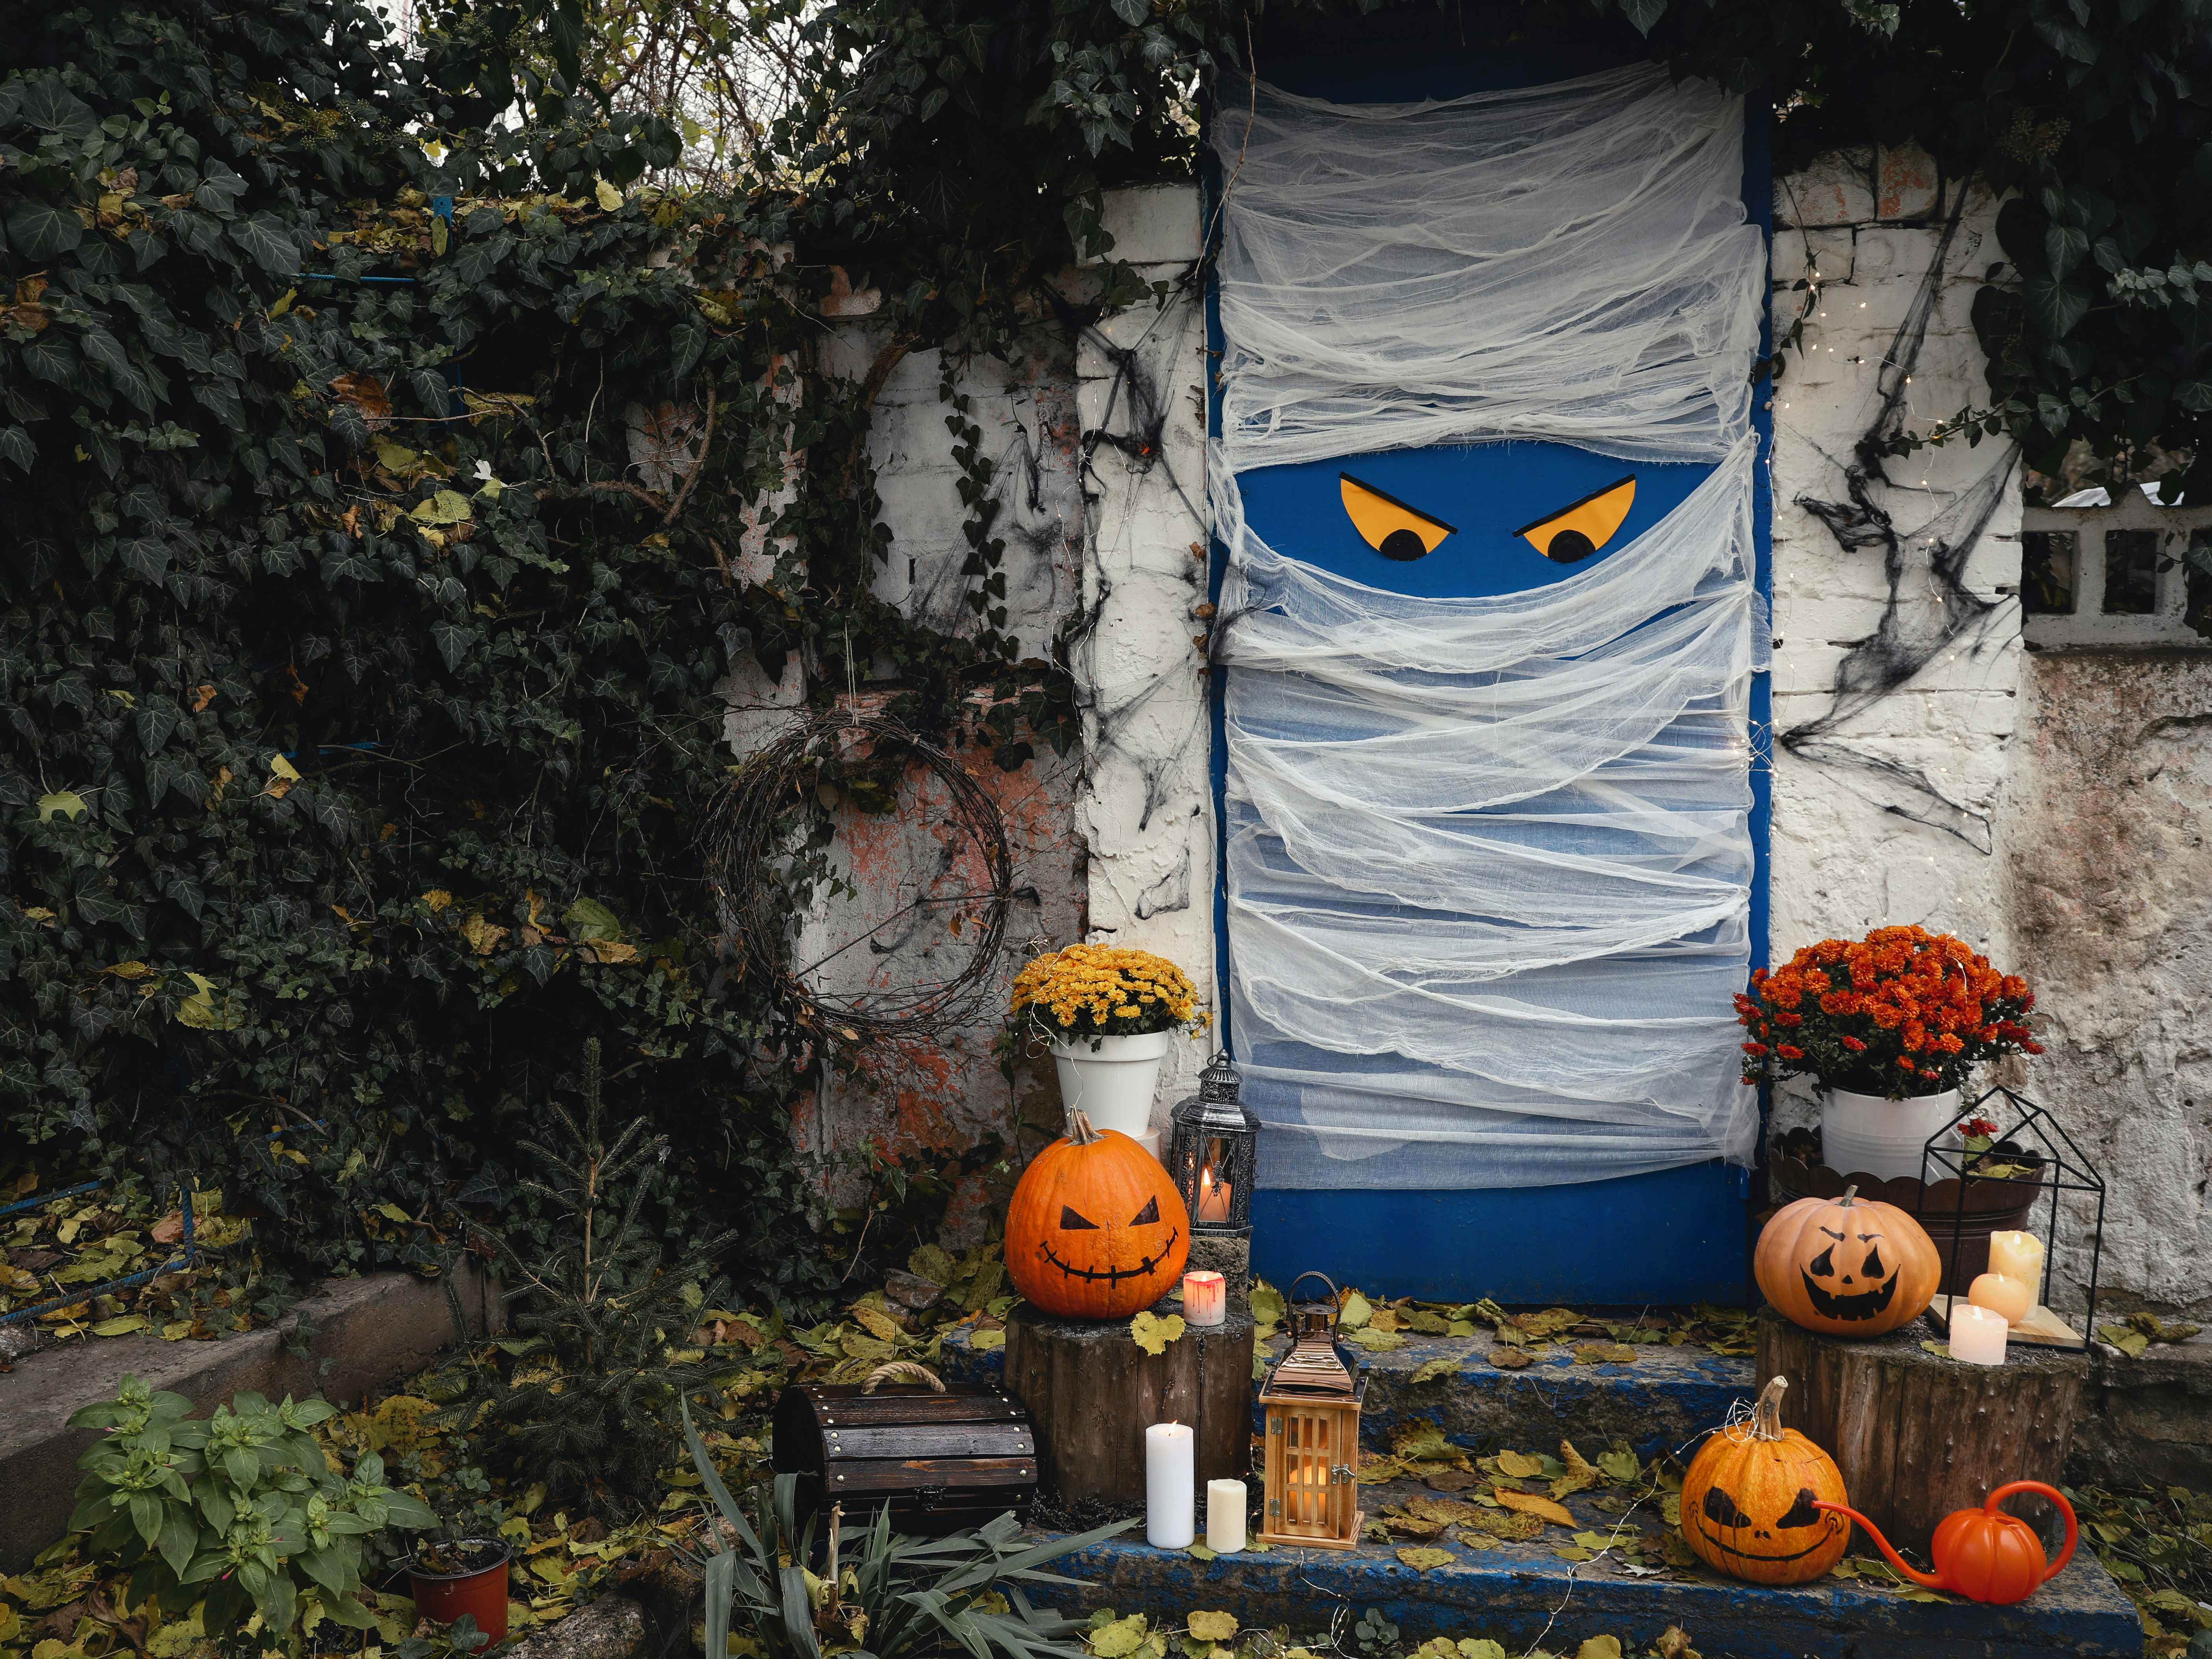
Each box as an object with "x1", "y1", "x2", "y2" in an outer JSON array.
[
  {"x1": 1006, "y1": 1112, "x2": 1190, "y2": 1318},
  {"x1": 1755, "y1": 1184, "x2": 1942, "y2": 1338},
  {"x1": 1679, "y1": 1376, "x2": 1849, "y2": 1586}
]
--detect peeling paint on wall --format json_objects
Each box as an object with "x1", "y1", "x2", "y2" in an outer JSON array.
[{"x1": 2008, "y1": 653, "x2": 2212, "y2": 1321}]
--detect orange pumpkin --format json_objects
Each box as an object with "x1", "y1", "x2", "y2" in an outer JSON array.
[
  {"x1": 1755, "y1": 1184, "x2": 1941, "y2": 1337},
  {"x1": 1006, "y1": 1112, "x2": 1190, "y2": 1318},
  {"x1": 1679, "y1": 1376, "x2": 1850, "y2": 1586}
]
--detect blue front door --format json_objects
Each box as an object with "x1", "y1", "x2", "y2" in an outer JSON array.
[{"x1": 1208, "y1": 40, "x2": 1772, "y2": 1307}]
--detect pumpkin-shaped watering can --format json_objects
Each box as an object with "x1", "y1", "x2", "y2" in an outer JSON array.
[{"x1": 1815, "y1": 1480, "x2": 2076, "y2": 1605}]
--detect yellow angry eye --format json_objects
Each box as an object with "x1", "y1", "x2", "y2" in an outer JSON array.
[
  {"x1": 1515, "y1": 476, "x2": 1636, "y2": 564},
  {"x1": 1340, "y1": 473, "x2": 1457, "y2": 562}
]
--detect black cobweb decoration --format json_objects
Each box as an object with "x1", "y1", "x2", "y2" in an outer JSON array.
[
  {"x1": 706, "y1": 710, "x2": 1013, "y2": 1044},
  {"x1": 1780, "y1": 183, "x2": 2022, "y2": 854}
]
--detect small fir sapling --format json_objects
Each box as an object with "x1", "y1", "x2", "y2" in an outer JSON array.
[{"x1": 479, "y1": 1039, "x2": 735, "y2": 1510}]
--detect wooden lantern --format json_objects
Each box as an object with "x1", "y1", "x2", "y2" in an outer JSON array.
[{"x1": 1257, "y1": 1272, "x2": 1366, "y2": 1551}]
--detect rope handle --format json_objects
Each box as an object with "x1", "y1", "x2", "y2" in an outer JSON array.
[{"x1": 861, "y1": 1360, "x2": 945, "y2": 1395}]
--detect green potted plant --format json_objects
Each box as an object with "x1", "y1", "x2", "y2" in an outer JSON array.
[
  {"x1": 1737, "y1": 925, "x2": 2043, "y2": 1183},
  {"x1": 67, "y1": 1376, "x2": 435, "y2": 1641}
]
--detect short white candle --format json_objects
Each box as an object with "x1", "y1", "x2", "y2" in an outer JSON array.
[
  {"x1": 1950, "y1": 1302, "x2": 2009, "y2": 1366},
  {"x1": 1144, "y1": 1422, "x2": 1195, "y2": 1548},
  {"x1": 1968, "y1": 1271, "x2": 2034, "y2": 1327},
  {"x1": 1205, "y1": 1478, "x2": 1247, "y2": 1553},
  {"x1": 1182, "y1": 1270, "x2": 1226, "y2": 1328},
  {"x1": 1987, "y1": 1231, "x2": 2044, "y2": 1292}
]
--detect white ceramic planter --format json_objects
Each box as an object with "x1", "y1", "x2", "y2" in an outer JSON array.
[
  {"x1": 1821, "y1": 1085, "x2": 1964, "y2": 1184},
  {"x1": 1049, "y1": 1029, "x2": 1172, "y2": 1141}
]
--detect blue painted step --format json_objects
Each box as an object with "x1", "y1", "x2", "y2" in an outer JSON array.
[
  {"x1": 943, "y1": 1320, "x2": 2139, "y2": 1656},
  {"x1": 941, "y1": 1322, "x2": 1758, "y2": 1464},
  {"x1": 1038, "y1": 1505, "x2": 2142, "y2": 1659}
]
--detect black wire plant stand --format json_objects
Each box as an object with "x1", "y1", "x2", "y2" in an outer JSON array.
[
  {"x1": 0, "y1": 1178, "x2": 199, "y2": 1329},
  {"x1": 1914, "y1": 1084, "x2": 2103, "y2": 1351}
]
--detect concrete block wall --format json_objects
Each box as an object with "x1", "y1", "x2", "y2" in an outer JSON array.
[
  {"x1": 761, "y1": 188, "x2": 1213, "y2": 1208},
  {"x1": 1764, "y1": 151, "x2": 2029, "y2": 1137},
  {"x1": 1073, "y1": 186, "x2": 1219, "y2": 1117}
]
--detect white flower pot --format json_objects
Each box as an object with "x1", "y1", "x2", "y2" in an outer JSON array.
[
  {"x1": 1049, "y1": 1030, "x2": 1172, "y2": 1141},
  {"x1": 1820, "y1": 1085, "x2": 1964, "y2": 1184}
]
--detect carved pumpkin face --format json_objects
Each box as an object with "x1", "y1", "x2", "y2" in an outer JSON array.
[
  {"x1": 1754, "y1": 1188, "x2": 1941, "y2": 1339},
  {"x1": 1679, "y1": 1377, "x2": 1849, "y2": 1586},
  {"x1": 1006, "y1": 1119, "x2": 1190, "y2": 1318}
]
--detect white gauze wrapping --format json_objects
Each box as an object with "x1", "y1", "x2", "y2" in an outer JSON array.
[
  {"x1": 1216, "y1": 439, "x2": 1765, "y2": 1187},
  {"x1": 1211, "y1": 65, "x2": 1766, "y2": 472}
]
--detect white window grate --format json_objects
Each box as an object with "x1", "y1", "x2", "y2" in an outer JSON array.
[{"x1": 2020, "y1": 483, "x2": 2212, "y2": 648}]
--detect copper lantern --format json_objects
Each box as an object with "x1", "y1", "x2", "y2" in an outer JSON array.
[{"x1": 1258, "y1": 1272, "x2": 1366, "y2": 1550}]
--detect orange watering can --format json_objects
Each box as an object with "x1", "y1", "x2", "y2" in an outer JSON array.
[{"x1": 1814, "y1": 1481, "x2": 2076, "y2": 1605}]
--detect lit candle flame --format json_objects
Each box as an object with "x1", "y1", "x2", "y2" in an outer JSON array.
[{"x1": 1197, "y1": 1162, "x2": 1232, "y2": 1223}]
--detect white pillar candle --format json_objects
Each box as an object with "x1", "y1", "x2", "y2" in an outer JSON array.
[
  {"x1": 1950, "y1": 1302, "x2": 2009, "y2": 1366},
  {"x1": 1968, "y1": 1271, "x2": 2034, "y2": 1327},
  {"x1": 1205, "y1": 1478, "x2": 1247, "y2": 1553},
  {"x1": 1987, "y1": 1230, "x2": 2045, "y2": 1291},
  {"x1": 1182, "y1": 1270, "x2": 1226, "y2": 1328},
  {"x1": 1144, "y1": 1422, "x2": 1195, "y2": 1548}
]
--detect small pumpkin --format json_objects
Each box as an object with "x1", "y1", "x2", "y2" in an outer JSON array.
[
  {"x1": 1679, "y1": 1376, "x2": 1850, "y2": 1586},
  {"x1": 1755, "y1": 1184, "x2": 1942, "y2": 1337},
  {"x1": 1006, "y1": 1111, "x2": 1190, "y2": 1318}
]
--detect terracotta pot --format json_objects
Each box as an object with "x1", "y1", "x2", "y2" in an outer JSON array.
[
  {"x1": 1770, "y1": 1152, "x2": 2044, "y2": 1297},
  {"x1": 408, "y1": 1539, "x2": 512, "y2": 1644}
]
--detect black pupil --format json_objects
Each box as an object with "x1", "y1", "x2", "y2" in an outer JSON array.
[
  {"x1": 1378, "y1": 527, "x2": 1427, "y2": 561},
  {"x1": 1059, "y1": 1206, "x2": 1097, "y2": 1230},
  {"x1": 1542, "y1": 528, "x2": 1596, "y2": 563},
  {"x1": 1702, "y1": 1487, "x2": 1750, "y2": 1527}
]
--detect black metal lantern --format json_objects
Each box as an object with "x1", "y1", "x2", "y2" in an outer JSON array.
[{"x1": 1167, "y1": 1052, "x2": 1259, "y2": 1236}]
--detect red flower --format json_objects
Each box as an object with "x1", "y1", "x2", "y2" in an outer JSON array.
[
  {"x1": 1741, "y1": 1042, "x2": 1769, "y2": 1057},
  {"x1": 1776, "y1": 1045, "x2": 1805, "y2": 1060},
  {"x1": 1840, "y1": 1035, "x2": 1868, "y2": 1051},
  {"x1": 1958, "y1": 1116, "x2": 1999, "y2": 1138}
]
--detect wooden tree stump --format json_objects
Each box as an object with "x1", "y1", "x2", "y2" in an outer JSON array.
[
  {"x1": 1003, "y1": 1298, "x2": 1253, "y2": 1504},
  {"x1": 1756, "y1": 1305, "x2": 2086, "y2": 1557}
]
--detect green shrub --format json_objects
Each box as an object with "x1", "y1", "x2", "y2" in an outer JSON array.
[{"x1": 67, "y1": 1375, "x2": 434, "y2": 1640}]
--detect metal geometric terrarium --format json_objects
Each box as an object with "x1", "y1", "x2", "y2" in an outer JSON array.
[
  {"x1": 1166, "y1": 1052, "x2": 1260, "y2": 1236},
  {"x1": 1916, "y1": 1085, "x2": 2105, "y2": 1351}
]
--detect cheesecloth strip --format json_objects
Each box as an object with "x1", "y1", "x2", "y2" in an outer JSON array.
[
  {"x1": 1211, "y1": 65, "x2": 1765, "y2": 472},
  {"x1": 1215, "y1": 440, "x2": 1764, "y2": 1187}
]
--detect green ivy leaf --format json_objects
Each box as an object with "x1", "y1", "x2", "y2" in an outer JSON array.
[{"x1": 5, "y1": 200, "x2": 85, "y2": 260}]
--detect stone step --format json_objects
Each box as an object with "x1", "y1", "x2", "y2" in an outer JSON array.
[
  {"x1": 0, "y1": 1266, "x2": 502, "y2": 1571},
  {"x1": 1033, "y1": 1496, "x2": 2142, "y2": 1659},
  {"x1": 941, "y1": 1322, "x2": 1758, "y2": 1464}
]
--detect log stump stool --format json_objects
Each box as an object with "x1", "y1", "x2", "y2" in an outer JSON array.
[
  {"x1": 1003, "y1": 1298, "x2": 1253, "y2": 1504},
  {"x1": 1755, "y1": 1305, "x2": 2086, "y2": 1556}
]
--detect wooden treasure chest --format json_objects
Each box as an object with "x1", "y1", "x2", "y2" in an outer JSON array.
[{"x1": 771, "y1": 1361, "x2": 1037, "y2": 1535}]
